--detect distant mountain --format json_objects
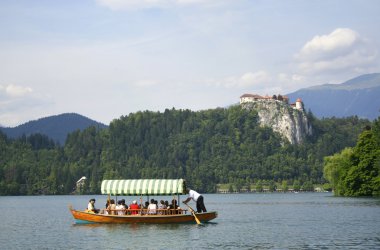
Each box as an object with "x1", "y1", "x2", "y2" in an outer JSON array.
[
  {"x1": 287, "y1": 73, "x2": 380, "y2": 120},
  {"x1": 0, "y1": 113, "x2": 107, "y2": 145}
]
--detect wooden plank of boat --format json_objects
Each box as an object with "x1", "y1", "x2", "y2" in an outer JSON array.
[{"x1": 69, "y1": 206, "x2": 217, "y2": 224}]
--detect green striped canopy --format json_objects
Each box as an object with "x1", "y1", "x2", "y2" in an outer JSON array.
[{"x1": 101, "y1": 179, "x2": 186, "y2": 195}]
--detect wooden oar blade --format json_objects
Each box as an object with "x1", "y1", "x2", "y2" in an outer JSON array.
[
  {"x1": 193, "y1": 212, "x2": 201, "y2": 224},
  {"x1": 183, "y1": 202, "x2": 202, "y2": 225}
]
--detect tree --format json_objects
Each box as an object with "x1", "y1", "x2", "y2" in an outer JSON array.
[
  {"x1": 268, "y1": 180, "x2": 276, "y2": 192},
  {"x1": 323, "y1": 148, "x2": 353, "y2": 195},
  {"x1": 323, "y1": 119, "x2": 380, "y2": 197},
  {"x1": 302, "y1": 181, "x2": 314, "y2": 192},
  {"x1": 342, "y1": 127, "x2": 380, "y2": 196},
  {"x1": 293, "y1": 180, "x2": 301, "y2": 191},
  {"x1": 255, "y1": 181, "x2": 263, "y2": 192},
  {"x1": 282, "y1": 180, "x2": 288, "y2": 192}
]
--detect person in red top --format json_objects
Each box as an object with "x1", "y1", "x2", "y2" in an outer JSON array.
[{"x1": 129, "y1": 200, "x2": 139, "y2": 215}]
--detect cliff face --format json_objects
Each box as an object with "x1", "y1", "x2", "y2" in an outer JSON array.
[{"x1": 241, "y1": 100, "x2": 312, "y2": 144}]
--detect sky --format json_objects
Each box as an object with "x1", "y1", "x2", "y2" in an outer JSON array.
[{"x1": 1, "y1": 0, "x2": 379, "y2": 127}]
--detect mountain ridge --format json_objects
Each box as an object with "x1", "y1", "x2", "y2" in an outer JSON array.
[
  {"x1": 287, "y1": 73, "x2": 380, "y2": 120},
  {"x1": 0, "y1": 113, "x2": 107, "y2": 145}
]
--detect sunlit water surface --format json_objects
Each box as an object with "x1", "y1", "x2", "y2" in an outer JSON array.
[{"x1": 0, "y1": 193, "x2": 379, "y2": 249}]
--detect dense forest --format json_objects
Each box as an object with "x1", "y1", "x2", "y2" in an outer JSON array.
[
  {"x1": 323, "y1": 118, "x2": 380, "y2": 196},
  {"x1": 0, "y1": 106, "x2": 375, "y2": 195}
]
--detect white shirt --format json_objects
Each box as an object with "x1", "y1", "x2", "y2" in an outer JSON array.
[
  {"x1": 116, "y1": 204, "x2": 124, "y2": 215},
  {"x1": 189, "y1": 189, "x2": 201, "y2": 202},
  {"x1": 148, "y1": 203, "x2": 157, "y2": 214},
  {"x1": 87, "y1": 202, "x2": 95, "y2": 211}
]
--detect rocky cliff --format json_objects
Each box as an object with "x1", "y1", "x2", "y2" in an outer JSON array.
[{"x1": 241, "y1": 100, "x2": 312, "y2": 144}]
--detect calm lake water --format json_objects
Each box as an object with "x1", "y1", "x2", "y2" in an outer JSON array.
[{"x1": 0, "y1": 193, "x2": 379, "y2": 249}]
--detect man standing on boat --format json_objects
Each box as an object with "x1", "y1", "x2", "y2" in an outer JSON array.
[{"x1": 183, "y1": 188, "x2": 207, "y2": 213}]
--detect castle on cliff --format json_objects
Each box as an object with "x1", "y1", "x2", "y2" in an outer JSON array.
[
  {"x1": 240, "y1": 94, "x2": 304, "y2": 111},
  {"x1": 239, "y1": 93, "x2": 310, "y2": 144}
]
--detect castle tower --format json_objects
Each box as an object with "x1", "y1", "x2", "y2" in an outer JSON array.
[{"x1": 296, "y1": 98, "x2": 303, "y2": 110}]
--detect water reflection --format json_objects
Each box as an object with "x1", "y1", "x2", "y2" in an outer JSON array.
[{"x1": 72, "y1": 221, "x2": 186, "y2": 231}]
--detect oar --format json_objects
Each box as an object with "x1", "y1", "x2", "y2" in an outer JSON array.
[{"x1": 183, "y1": 202, "x2": 201, "y2": 225}]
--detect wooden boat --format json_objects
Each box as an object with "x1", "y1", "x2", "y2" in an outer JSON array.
[
  {"x1": 69, "y1": 179, "x2": 217, "y2": 224},
  {"x1": 69, "y1": 207, "x2": 217, "y2": 224}
]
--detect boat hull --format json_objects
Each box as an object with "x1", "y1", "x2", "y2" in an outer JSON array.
[{"x1": 70, "y1": 208, "x2": 217, "y2": 224}]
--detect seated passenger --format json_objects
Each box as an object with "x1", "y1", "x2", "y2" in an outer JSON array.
[
  {"x1": 121, "y1": 199, "x2": 127, "y2": 208},
  {"x1": 147, "y1": 199, "x2": 157, "y2": 215},
  {"x1": 158, "y1": 200, "x2": 166, "y2": 214},
  {"x1": 121, "y1": 199, "x2": 128, "y2": 214},
  {"x1": 87, "y1": 198, "x2": 99, "y2": 213},
  {"x1": 129, "y1": 200, "x2": 139, "y2": 215},
  {"x1": 141, "y1": 201, "x2": 149, "y2": 214},
  {"x1": 144, "y1": 201, "x2": 149, "y2": 209},
  {"x1": 168, "y1": 199, "x2": 180, "y2": 214},
  {"x1": 116, "y1": 200, "x2": 125, "y2": 215},
  {"x1": 107, "y1": 199, "x2": 116, "y2": 215},
  {"x1": 164, "y1": 200, "x2": 170, "y2": 214}
]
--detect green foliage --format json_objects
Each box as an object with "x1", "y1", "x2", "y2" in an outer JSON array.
[
  {"x1": 268, "y1": 180, "x2": 276, "y2": 192},
  {"x1": 0, "y1": 108, "x2": 373, "y2": 195},
  {"x1": 293, "y1": 180, "x2": 301, "y2": 192},
  {"x1": 255, "y1": 180, "x2": 263, "y2": 192},
  {"x1": 301, "y1": 181, "x2": 314, "y2": 192},
  {"x1": 281, "y1": 180, "x2": 288, "y2": 192},
  {"x1": 323, "y1": 148, "x2": 354, "y2": 195},
  {"x1": 323, "y1": 118, "x2": 380, "y2": 196}
]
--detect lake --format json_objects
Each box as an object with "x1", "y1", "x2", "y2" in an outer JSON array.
[{"x1": 0, "y1": 193, "x2": 379, "y2": 249}]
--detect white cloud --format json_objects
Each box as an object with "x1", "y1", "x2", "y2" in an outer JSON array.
[
  {"x1": 298, "y1": 28, "x2": 359, "y2": 60},
  {"x1": 0, "y1": 84, "x2": 53, "y2": 127},
  {"x1": 296, "y1": 28, "x2": 378, "y2": 75},
  {"x1": 238, "y1": 71, "x2": 271, "y2": 88},
  {"x1": 96, "y1": 0, "x2": 218, "y2": 10},
  {"x1": 291, "y1": 74, "x2": 304, "y2": 82},
  {"x1": 134, "y1": 79, "x2": 159, "y2": 87},
  {"x1": 4, "y1": 84, "x2": 33, "y2": 97},
  {"x1": 275, "y1": 73, "x2": 311, "y2": 93},
  {"x1": 212, "y1": 71, "x2": 272, "y2": 89}
]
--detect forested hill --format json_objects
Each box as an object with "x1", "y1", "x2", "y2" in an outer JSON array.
[
  {"x1": 287, "y1": 73, "x2": 380, "y2": 120},
  {"x1": 0, "y1": 106, "x2": 372, "y2": 195},
  {"x1": 0, "y1": 113, "x2": 107, "y2": 145}
]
